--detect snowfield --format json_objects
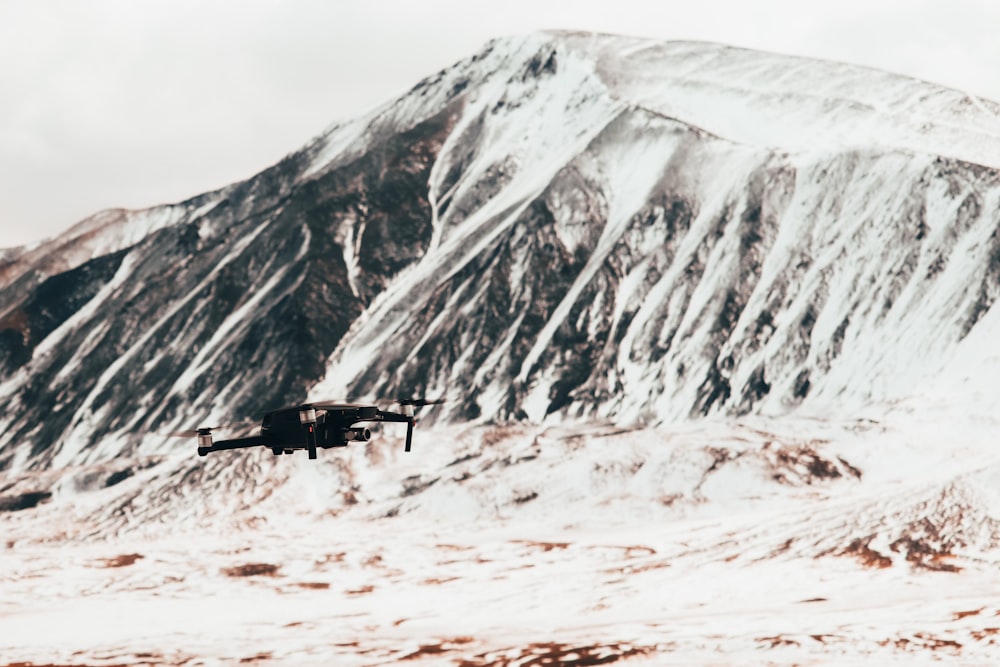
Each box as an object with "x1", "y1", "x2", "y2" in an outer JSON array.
[
  {"x1": 4, "y1": 30, "x2": 1000, "y2": 665},
  {"x1": 5, "y1": 408, "x2": 1000, "y2": 665}
]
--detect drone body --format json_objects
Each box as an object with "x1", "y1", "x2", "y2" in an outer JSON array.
[{"x1": 191, "y1": 400, "x2": 438, "y2": 459}]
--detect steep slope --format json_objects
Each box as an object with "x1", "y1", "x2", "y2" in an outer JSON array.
[
  {"x1": 571, "y1": 33, "x2": 1000, "y2": 169},
  {"x1": 2, "y1": 32, "x2": 1000, "y2": 472},
  {"x1": 311, "y1": 33, "x2": 1000, "y2": 424},
  {"x1": 0, "y1": 103, "x2": 465, "y2": 470}
]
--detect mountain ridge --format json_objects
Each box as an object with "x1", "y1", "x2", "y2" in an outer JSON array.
[
  {"x1": 1, "y1": 32, "x2": 999, "y2": 471},
  {"x1": 6, "y1": 33, "x2": 1000, "y2": 665}
]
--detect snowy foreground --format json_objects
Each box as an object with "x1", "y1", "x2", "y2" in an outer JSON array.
[{"x1": 4, "y1": 408, "x2": 1000, "y2": 665}]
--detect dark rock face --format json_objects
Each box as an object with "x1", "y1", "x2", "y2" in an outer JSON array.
[
  {"x1": 0, "y1": 490, "x2": 51, "y2": 512},
  {"x1": 319, "y1": 104, "x2": 1000, "y2": 426},
  {"x1": 0, "y1": 250, "x2": 127, "y2": 376},
  {"x1": 0, "y1": 97, "x2": 461, "y2": 469},
  {"x1": 3, "y1": 33, "x2": 1000, "y2": 470}
]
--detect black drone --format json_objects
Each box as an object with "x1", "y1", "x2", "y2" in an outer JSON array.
[{"x1": 179, "y1": 399, "x2": 442, "y2": 460}]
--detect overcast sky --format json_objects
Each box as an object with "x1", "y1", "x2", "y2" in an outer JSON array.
[{"x1": 2, "y1": 0, "x2": 998, "y2": 248}]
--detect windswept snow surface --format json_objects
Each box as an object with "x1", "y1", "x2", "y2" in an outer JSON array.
[
  {"x1": 558, "y1": 32, "x2": 1000, "y2": 170},
  {"x1": 5, "y1": 412, "x2": 1000, "y2": 664},
  {"x1": 5, "y1": 31, "x2": 1000, "y2": 665}
]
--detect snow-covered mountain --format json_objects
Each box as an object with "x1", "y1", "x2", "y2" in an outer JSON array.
[
  {"x1": 5, "y1": 31, "x2": 1000, "y2": 665},
  {"x1": 3, "y1": 32, "x2": 1000, "y2": 471}
]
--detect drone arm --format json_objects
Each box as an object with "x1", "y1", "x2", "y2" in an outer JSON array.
[
  {"x1": 200, "y1": 435, "x2": 269, "y2": 455},
  {"x1": 378, "y1": 412, "x2": 410, "y2": 423}
]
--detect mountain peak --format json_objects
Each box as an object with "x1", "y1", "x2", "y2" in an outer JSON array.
[
  {"x1": 5, "y1": 32, "x2": 1000, "y2": 663},
  {"x1": 537, "y1": 31, "x2": 1000, "y2": 168},
  {"x1": 3, "y1": 32, "x2": 1000, "y2": 470}
]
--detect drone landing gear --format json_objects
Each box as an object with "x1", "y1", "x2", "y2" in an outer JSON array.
[
  {"x1": 271, "y1": 448, "x2": 283, "y2": 456},
  {"x1": 306, "y1": 426, "x2": 318, "y2": 460},
  {"x1": 197, "y1": 447, "x2": 209, "y2": 457}
]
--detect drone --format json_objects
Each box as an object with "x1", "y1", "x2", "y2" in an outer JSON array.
[{"x1": 177, "y1": 399, "x2": 443, "y2": 460}]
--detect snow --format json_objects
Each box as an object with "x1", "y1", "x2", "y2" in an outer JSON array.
[
  {"x1": 49, "y1": 219, "x2": 280, "y2": 468},
  {"x1": 311, "y1": 35, "x2": 625, "y2": 402},
  {"x1": 560, "y1": 33, "x2": 1000, "y2": 170},
  {"x1": 0, "y1": 195, "x2": 226, "y2": 298},
  {"x1": 305, "y1": 33, "x2": 1000, "y2": 428},
  {"x1": 5, "y1": 414, "x2": 1000, "y2": 664},
  {"x1": 6, "y1": 32, "x2": 1000, "y2": 664},
  {"x1": 516, "y1": 117, "x2": 688, "y2": 384}
]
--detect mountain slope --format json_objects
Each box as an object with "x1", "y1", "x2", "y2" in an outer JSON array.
[
  {"x1": 310, "y1": 33, "x2": 1000, "y2": 424},
  {"x1": 6, "y1": 32, "x2": 1000, "y2": 665},
  {"x1": 1, "y1": 32, "x2": 1000, "y2": 471}
]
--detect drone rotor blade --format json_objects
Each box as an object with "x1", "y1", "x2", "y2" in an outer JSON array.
[
  {"x1": 165, "y1": 425, "x2": 221, "y2": 438},
  {"x1": 163, "y1": 419, "x2": 258, "y2": 438},
  {"x1": 397, "y1": 398, "x2": 447, "y2": 408}
]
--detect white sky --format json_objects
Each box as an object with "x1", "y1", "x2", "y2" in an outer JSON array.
[{"x1": 2, "y1": 0, "x2": 998, "y2": 249}]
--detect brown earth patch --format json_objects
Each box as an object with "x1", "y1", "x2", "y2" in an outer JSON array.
[
  {"x1": 513, "y1": 540, "x2": 570, "y2": 552},
  {"x1": 618, "y1": 560, "x2": 671, "y2": 574},
  {"x1": 880, "y1": 634, "x2": 963, "y2": 651},
  {"x1": 223, "y1": 562, "x2": 281, "y2": 577},
  {"x1": 316, "y1": 552, "x2": 347, "y2": 564},
  {"x1": 765, "y1": 442, "x2": 862, "y2": 485},
  {"x1": 622, "y1": 545, "x2": 656, "y2": 558},
  {"x1": 401, "y1": 637, "x2": 476, "y2": 661},
  {"x1": 838, "y1": 538, "x2": 893, "y2": 568},
  {"x1": 456, "y1": 641, "x2": 656, "y2": 666},
  {"x1": 757, "y1": 635, "x2": 801, "y2": 648},
  {"x1": 97, "y1": 553, "x2": 143, "y2": 568},
  {"x1": 890, "y1": 536, "x2": 962, "y2": 572},
  {"x1": 971, "y1": 627, "x2": 1000, "y2": 641},
  {"x1": 591, "y1": 544, "x2": 657, "y2": 558},
  {"x1": 345, "y1": 584, "x2": 374, "y2": 595}
]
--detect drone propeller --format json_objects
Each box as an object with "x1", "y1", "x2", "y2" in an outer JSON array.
[
  {"x1": 164, "y1": 420, "x2": 257, "y2": 438},
  {"x1": 402, "y1": 398, "x2": 445, "y2": 415},
  {"x1": 166, "y1": 426, "x2": 220, "y2": 438},
  {"x1": 395, "y1": 397, "x2": 445, "y2": 417},
  {"x1": 268, "y1": 397, "x2": 447, "y2": 411},
  {"x1": 397, "y1": 398, "x2": 446, "y2": 408}
]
